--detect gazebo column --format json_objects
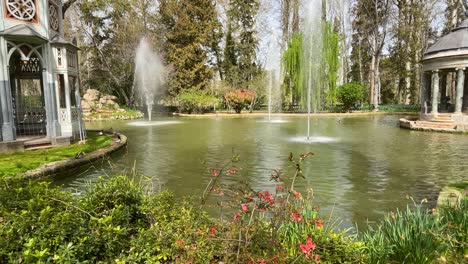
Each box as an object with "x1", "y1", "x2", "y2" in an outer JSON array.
[
  {"x1": 431, "y1": 70, "x2": 440, "y2": 116},
  {"x1": 421, "y1": 72, "x2": 430, "y2": 114},
  {"x1": 454, "y1": 68, "x2": 464, "y2": 114},
  {"x1": 0, "y1": 37, "x2": 15, "y2": 141}
]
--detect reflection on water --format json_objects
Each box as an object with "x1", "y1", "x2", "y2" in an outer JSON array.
[{"x1": 55, "y1": 115, "x2": 468, "y2": 229}]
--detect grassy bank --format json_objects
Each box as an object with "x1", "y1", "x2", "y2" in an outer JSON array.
[{"x1": 0, "y1": 132, "x2": 113, "y2": 178}]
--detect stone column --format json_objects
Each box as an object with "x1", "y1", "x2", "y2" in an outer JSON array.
[
  {"x1": 421, "y1": 72, "x2": 430, "y2": 113},
  {"x1": 0, "y1": 37, "x2": 15, "y2": 141},
  {"x1": 431, "y1": 70, "x2": 439, "y2": 116},
  {"x1": 455, "y1": 68, "x2": 465, "y2": 114}
]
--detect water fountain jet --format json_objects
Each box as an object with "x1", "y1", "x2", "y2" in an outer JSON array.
[
  {"x1": 134, "y1": 38, "x2": 166, "y2": 121},
  {"x1": 303, "y1": 0, "x2": 323, "y2": 140}
]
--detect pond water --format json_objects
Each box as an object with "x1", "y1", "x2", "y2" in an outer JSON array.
[{"x1": 55, "y1": 115, "x2": 468, "y2": 229}]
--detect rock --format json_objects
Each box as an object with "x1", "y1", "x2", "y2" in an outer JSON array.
[{"x1": 83, "y1": 89, "x2": 100, "y2": 102}]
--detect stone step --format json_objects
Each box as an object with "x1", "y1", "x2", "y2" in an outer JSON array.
[
  {"x1": 434, "y1": 116, "x2": 452, "y2": 120},
  {"x1": 25, "y1": 144, "x2": 54, "y2": 151},
  {"x1": 416, "y1": 121, "x2": 457, "y2": 129},
  {"x1": 24, "y1": 138, "x2": 53, "y2": 151},
  {"x1": 432, "y1": 119, "x2": 455, "y2": 124}
]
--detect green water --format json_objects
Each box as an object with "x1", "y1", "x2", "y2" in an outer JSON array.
[{"x1": 56, "y1": 115, "x2": 467, "y2": 228}]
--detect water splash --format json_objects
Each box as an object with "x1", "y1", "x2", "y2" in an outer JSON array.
[
  {"x1": 127, "y1": 121, "x2": 181, "y2": 127},
  {"x1": 303, "y1": 0, "x2": 323, "y2": 140},
  {"x1": 134, "y1": 38, "x2": 166, "y2": 121},
  {"x1": 289, "y1": 136, "x2": 338, "y2": 144}
]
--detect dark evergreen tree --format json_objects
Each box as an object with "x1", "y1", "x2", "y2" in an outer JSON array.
[{"x1": 159, "y1": 0, "x2": 222, "y2": 97}]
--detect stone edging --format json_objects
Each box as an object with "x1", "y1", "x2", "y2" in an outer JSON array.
[
  {"x1": 174, "y1": 112, "x2": 418, "y2": 118},
  {"x1": 399, "y1": 118, "x2": 466, "y2": 134},
  {"x1": 23, "y1": 133, "x2": 128, "y2": 179},
  {"x1": 437, "y1": 186, "x2": 465, "y2": 208}
]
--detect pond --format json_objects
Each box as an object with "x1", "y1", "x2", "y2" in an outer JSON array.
[{"x1": 55, "y1": 114, "x2": 468, "y2": 229}]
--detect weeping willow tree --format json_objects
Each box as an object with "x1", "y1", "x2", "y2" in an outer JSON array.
[
  {"x1": 282, "y1": 33, "x2": 304, "y2": 110},
  {"x1": 323, "y1": 21, "x2": 340, "y2": 109}
]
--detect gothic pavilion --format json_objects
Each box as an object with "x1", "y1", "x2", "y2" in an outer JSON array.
[{"x1": 0, "y1": 0, "x2": 84, "y2": 150}]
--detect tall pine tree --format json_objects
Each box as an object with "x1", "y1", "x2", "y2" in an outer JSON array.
[{"x1": 159, "y1": 0, "x2": 222, "y2": 97}]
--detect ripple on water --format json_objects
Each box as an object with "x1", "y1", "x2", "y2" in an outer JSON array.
[
  {"x1": 289, "y1": 136, "x2": 339, "y2": 143},
  {"x1": 127, "y1": 121, "x2": 182, "y2": 127}
]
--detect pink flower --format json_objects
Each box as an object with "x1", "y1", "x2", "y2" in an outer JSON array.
[
  {"x1": 276, "y1": 185, "x2": 282, "y2": 192},
  {"x1": 212, "y1": 169, "x2": 219, "y2": 177},
  {"x1": 292, "y1": 211, "x2": 302, "y2": 222},
  {"x1": 210, "y1": 225, "x2": 217, "y2": 236},
  {"x1": 241, "y1": 204, "x2": 248, "y2": 212},
  {"x1": 299, "y1": 237, "x2": 317, "y2": 259},
  {"x1": 316, "y1": 219, "x2": 323, "y2": 228},
  {"x1": 314, "y1": 254, "x2": 320, "y2": 262}
]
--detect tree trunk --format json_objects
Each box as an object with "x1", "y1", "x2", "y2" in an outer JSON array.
[{"x1": 374, "y1": 55, "x2": 381, "y2": 110}]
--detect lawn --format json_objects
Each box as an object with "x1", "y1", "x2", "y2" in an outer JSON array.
[{"x1": 0, "y1": 132, "x2": 113, "y2": 178}]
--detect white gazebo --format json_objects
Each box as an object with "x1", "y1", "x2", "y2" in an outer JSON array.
[
  {"x1": 0, "y1": 0, "x2": 84, "y2": 152},
  {"x1": 418, "y1": 19, "x2": 468, "y2": 131}
]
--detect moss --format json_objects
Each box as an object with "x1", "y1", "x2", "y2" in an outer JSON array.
[
  {"x1": 0, "y1": 132, "x2": 113, "y2": 178},
  {"x1": 448, "y1": 182, "x2": 468, "y2": 193}
]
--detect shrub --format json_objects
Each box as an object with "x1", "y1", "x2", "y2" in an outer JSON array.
[
  {"x1": 362, "y1": 202, "x2": 449, "y2": 264},
  {"x1": 177, "y1": 90, "x2": 218, "y2": 114},
  {"x1": 337, "y1": 83, "x2": 365, "y2": 112},
  {"x1": 225, "y1": 89, "x2": 256, "y2": 113}
]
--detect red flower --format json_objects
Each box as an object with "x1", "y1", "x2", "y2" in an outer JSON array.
[
  {"x1": 175, "y1": 240, "x2": 184, "y2": 246},
  {"x1": 226, "y1": 169, "x2": 238, "y2": 176},
  {"x1": 233, "y1": 212, "x2": 241, "y2": 221},
  {"x1": 260, "y1": 190, "x2": 275, "y2": 205},
  {"x1": 212, "y1": 169, "x2": 219, "y2": 177},
  {"x1": 299, "y1": 237, "x2": 317, "y2": 259},
  {"x1": 314, "y1": 254, "x2": 320, "y2": 262},
  {"x1": 292, "y1": 211, "x2": 302, "y2": 222},
  {"x1": 316, "y1": 219, "x2": 323, "y2": 228},
  {"x1": 241, "y1": 204, "x2": 248, "y2": 212},
  {"x1": 293, "y1": 191, "x2": 302, "y2": 199},
  {"x1": 210, "y1": 225, "x2": 217, "y2": 236},
  {"x1": 276, "y1": 185, "x2": 282, "y2": 192}
]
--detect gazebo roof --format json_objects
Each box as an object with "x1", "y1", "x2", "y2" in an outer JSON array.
[
  {"x1": 50, "y1": 35, "x2": 79, "y2": 50},
  {"x1": 423, "y1": 19, "x2": 468, "y2": 61},
  {"x1": 0, "y1": 24, "x2": 47, "y2": 44}
]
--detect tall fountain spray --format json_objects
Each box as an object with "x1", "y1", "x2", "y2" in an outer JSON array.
[
  {"x1": 268, "y1": 70, "x2": 273, "y2": 121},
  {"x1": 303, "y1": 0, "x2": 323, "y2": 140},
  {"x1": 134, "y1": 38, "x2": 166, "y2": 121}
]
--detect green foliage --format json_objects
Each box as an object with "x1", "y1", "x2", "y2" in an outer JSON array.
[
  {"x1": 78, "y1": 0, "x2": 144, "y2": 106},
  {"x1": 225, "y1": 89, "x2": 256, "y2": 113},
  {"x1": 362, "y1": 201, "x2": 456, "y2": 264},
  {"x1": 323, "y1": 22, "x2": 340, "y2": 108},
  {"x1": 282, "y1": 33, "x2": 304, "y2": 109},
  {"x1": 223, "y1": 0, "x2": 260, "y2": 87},
  {"x1": 337, "y1": 83, "x2": 365, "y2": 111},
  {"x1": 177, "y1": 90, "x2": 219, "y2": 114},
  {"x1": 0, "y1": 176, "x2": 217, "y2": 263},
  {"x1": 438, "y1": 197, "x2": 468, "y2": 260},
  {"x1": 0, "y1": 132, "x2": 113, "y2": 178},
  {"x1": 0, "y1": 158, "x2": 466, "y2": 263}
]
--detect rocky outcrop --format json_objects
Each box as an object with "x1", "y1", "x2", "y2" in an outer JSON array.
[{"x1": 81, "y1": 89, "x2": 123, "y2": 114}]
